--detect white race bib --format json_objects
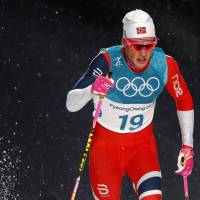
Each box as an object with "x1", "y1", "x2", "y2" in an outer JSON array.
[{"x1": 93, "y1": 97, "x2": 156, "y2": 133}]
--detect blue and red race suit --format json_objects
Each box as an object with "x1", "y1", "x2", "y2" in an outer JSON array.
[{"x1": 66, "y1": 45, "x2": 194, "y2": 200}]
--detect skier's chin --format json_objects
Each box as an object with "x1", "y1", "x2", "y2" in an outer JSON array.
[{"x1": 135, "y1": 58, "x2": 148, "y2": 68}]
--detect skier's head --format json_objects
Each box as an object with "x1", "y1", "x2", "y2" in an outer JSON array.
[
  {"x1": 122, "y1": 9, "x2": 157, "y2": 68},
  {"x1": 122, "y1": 9, "x2": 156, "y2": 40}
]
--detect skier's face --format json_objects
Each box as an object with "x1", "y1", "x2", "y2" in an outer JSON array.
[{"x1": 122, "y1": 38, "x2": 157, "y2": 68}]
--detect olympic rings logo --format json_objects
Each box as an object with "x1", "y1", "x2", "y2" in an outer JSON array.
[{"x1": 116, "y1": 77, "x2": 160, "y2": 97}]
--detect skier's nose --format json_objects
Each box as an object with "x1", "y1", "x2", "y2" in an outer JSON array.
[{"x1": 139, "y1": 47, "x2": 148, "y2": 57}]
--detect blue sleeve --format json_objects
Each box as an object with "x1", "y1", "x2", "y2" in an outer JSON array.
[{"x1": 73, "y1": 53, "x2": 109, "y2": 89}]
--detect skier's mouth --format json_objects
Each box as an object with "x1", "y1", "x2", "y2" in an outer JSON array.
[{"x1": 137, "y1": 58, "x2": 147, "y2": 64}]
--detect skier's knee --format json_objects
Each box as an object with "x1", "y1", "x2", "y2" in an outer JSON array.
[{"x1": 136, "y1": 171, "x2": 162, "y2": 200}]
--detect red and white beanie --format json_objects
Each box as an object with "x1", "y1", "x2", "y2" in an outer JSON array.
[{"x1": 122, "y1": 9, "x2": 156, "y2": 39}]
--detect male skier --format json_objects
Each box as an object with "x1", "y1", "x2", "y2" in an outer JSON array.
[{"x1": 66, "y1": 9, "x2": 194, "y2": 200}]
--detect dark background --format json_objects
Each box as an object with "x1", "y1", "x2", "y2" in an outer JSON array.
[{"x1": 0, "y1": 0, "x2": 200, "y2": 199}]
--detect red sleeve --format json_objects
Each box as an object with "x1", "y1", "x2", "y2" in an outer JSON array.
[{"x1": 165, "y1": 55, "x2": 193, "y2": 111}]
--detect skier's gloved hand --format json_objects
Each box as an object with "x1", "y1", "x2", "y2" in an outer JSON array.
[
  {"x1": 91, "y1": 76, "x2": 115, "y2": 95},
  {"x1": 175, "y1": 145, "x2": 194, "y2": 176}
]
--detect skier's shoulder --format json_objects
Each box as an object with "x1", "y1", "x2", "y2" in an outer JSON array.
[
  {"x1": 165, "y1": 54, "x2": 178, "y2": 66},
  {"x1": 166, "y1": 57, "x2": 182, "y2": 85},
  {"x1": 100, "y1": 45, "x2": 122, "y2": 55},
  {"x1": 88, "y1": 49, "x2": 111, "y2": 76},
  {"x1": 165, "y1": 54, "x2": 181, "y2": 76},
  {"x1": 90, "y1": 50, "x2": 110, "y2": 67},
  {"x1": 92, "y1": 45, "x2": 121, "y2": 67}
]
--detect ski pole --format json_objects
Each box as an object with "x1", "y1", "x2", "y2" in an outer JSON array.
[
  {"x1": 70, "y1": 94, "x2": 104, "y2": 200},
  {"x1": 183, "y1": 176, "x2": 189, "y2": 200},
  {"x1": 70, "y1": 71, "x2": 113, "y2": 200}
]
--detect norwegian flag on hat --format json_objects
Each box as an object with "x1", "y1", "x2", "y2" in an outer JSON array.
[{"x1": 136, "y1": 27, "x2": 146, "y2": 34}]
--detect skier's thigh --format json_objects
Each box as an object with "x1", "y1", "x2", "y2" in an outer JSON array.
[{"x1": 89, "y1": 139, "x2": 123, "y2": 199}]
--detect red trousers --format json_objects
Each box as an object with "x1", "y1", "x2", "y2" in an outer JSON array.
[{"x1": 89, "y1": 123, "x2": 161, "y2": 200}]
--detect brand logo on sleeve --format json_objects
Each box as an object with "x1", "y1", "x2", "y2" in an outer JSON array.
[
  {"x1": 171, "y1": 74, "x2": 183, "y2": 97},
  {"x1": 93, "y1": 67, "x2": 102, "y2": 78}
]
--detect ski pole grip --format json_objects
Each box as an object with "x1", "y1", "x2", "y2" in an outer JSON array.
[{"x1": 99, "y1": 72, "x2": 112, "y2": 100}]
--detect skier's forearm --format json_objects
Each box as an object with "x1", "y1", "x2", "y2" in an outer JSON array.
[
  {"x1": 177, "y1": 109, "x2": 194, "y2": 147},
  {"x1": 66, "y1": 85, "x2": 93, "y2": 112}
]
